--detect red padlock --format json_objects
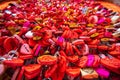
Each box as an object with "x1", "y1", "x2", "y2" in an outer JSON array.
[
  {"x1": 92, "y1": 55, "x2": 100, "y2": 67},
  {"x1": 56, "y1": 56, "x2": 67, "y2": 80},
  {"x1": 72, "y1": 43, "x2": 89, "y2": 56},
  {"x1": 3, "y1": 37, "x2": 19, "y2": 52},
  {"x1": 4, "y1": 58, "x2": 24, "y2": 67},
  {"x1": 28, "y1": 38, "x2": 37, "y2": 47},
  {"x1": 109, "y1": 43, "x2": 120, "y2": 55},
  {"x1": 98, "y1": 45, "x2": 108, "y2": 51},
  {"x1": 19, "y1": 54, "x2": 33, "y2": 60},
  {"x1": 11, "y1": 68, "x2": 20, "y2": 80},
  {"x1": 100, "y1": 54, "x2": 120, "y2": 74},
  {"x1": 45, "y1": 63, "x2": 57, "y2": 78},
  {"x1": 72, "y1": 39, "x2": 85, "y2": 46},
  {"x1": 17, "y1": 66, "x2": 25, "y2": 80},
  {"x1": 72, "y1": 45, "x2": 81, "y2": 55}
]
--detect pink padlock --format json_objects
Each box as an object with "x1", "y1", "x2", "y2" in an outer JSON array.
[
  {"x1": 104, "y1": 32, "x2": 112, "y2": 38},
  {"x1": 33, "y1": 44, "x2": 41, "y2": 57},
  {"x1": 20, "y1": 43, "x2": 32, "y2": 55},
  {"x1": 97, "y1": 18, "x2": 105, "y2": 24},
  {"x1": 87, "y1": 54, "x2": 95, "y2": 67},
  {"x1": 14, "y1": 34, "x2": 32, "y2": 55},
  {"x1": 95, "y1": 67, "x2": 110, "y2": 78}
]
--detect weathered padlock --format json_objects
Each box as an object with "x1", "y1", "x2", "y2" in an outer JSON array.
[{"x1": 80, "y1": 68, "x2": 98, "y2": 79}]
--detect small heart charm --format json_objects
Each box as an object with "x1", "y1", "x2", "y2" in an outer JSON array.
[
  {"x1": 20, "y1": 43, "x2": 32, "y2": 54},
  {"x1": 25, "y1": 31, "x2": 33, "y2": 38}
]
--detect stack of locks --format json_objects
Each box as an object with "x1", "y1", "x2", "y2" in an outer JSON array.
[{"x1": 0, "y1": 0, "x2": 120, "y2": 80}]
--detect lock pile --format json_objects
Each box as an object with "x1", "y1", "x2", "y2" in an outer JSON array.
[{"x1": 0, "y1": 0, "x2": 120, "y2": 80}]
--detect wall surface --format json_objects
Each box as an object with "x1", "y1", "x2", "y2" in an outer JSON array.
[
  {"x1": 113, "y1": 0, "x2": 120, "y2": 6},
  {"x1": 98, "y1": 0, "x2": 120, "y2": 6}
]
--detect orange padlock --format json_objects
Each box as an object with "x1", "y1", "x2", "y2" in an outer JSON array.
[
  {"x1": 24, "y1": 64, "x2": 41, "y2": 74},
  {"x1": 37, "y1": 55, "x2": 57, "y2": 65},
  {"x1": 66, "y1": 67, "x2": 81, "y2": 80},
  {"x1": 24, "y1": 69, "x2": 40, "y2": 79},
  {"x1": 24, "y1": 64, "x2": 41, "y2": 79},
  {"x1": 77, "y1": 56, "x2": 88, "y2": 68},
  {"x1": 67, "y1": 55, "x2": 79, "y2": 63}
]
